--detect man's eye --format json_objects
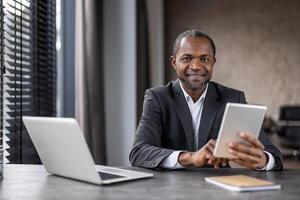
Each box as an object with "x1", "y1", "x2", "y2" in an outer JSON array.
[
  {"x1": 181, "y1": 57, "x2": 191, "y2": 62},
  {"x1": 201, "y1": 56, "x2": 211, "y2": 63}
]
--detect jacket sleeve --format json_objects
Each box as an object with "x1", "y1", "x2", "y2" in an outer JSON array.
[
  {"x1": 129, "y1": 89, "x2": 174, "y2": 169},
  {"x1": 238, "y1": 91, "x2": 283, "y2": 171}
]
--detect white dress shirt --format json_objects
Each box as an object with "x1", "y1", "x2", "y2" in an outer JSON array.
[{"x1": 161, "y1": 81, "x2": 275, "y2": 170}]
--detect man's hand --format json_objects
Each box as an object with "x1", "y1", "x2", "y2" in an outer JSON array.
[
  {"x1": 228, "y1": 132, "x2": 268, "y2": 169},
  {"x1": 178, "y1": 139, "x2": 228, "y2": 168}
]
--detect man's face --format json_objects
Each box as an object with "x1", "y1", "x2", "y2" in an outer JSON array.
[{"x1": 171, "y1": 36, "x2": 215, "y2": 93}]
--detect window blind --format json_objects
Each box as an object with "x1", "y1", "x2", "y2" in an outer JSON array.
[
  {"x1": 1, "y1": 0, "x2": 56, "y2": 164},
  {"x1": 0, "y1": 0, "x2": 4, "y2": 171}
]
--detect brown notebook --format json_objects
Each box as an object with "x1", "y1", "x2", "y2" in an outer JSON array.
[{"x1": 205, "y1": 175, "x2": 281, "y2": 192}]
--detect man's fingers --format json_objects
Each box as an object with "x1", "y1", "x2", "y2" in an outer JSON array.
[
  {"x1": 228, "y1": 142, "x2": 262, "y2": 158},
  {"x1": 192, "y1": 148, "x2": 214, "y2": 166},
  {"x1": 192, "y1": 139, "x2": 219, "y2": 167},
  {"x1": 222, "y1": 159, "x2": 228, "y2": 167},
  {"x1": 208, "y1": 139, "x2": 216, "y2": 146},
  {"x1": 214, "y1": 158, "x2": 224, "y2": 168},
  {"x1": 203, "y1": 149, "x2": 215, "y2": 161},
  {"x1": 239, "y1": 132, "x2": 264, "y2": 149},
  {"x1": 206, "y1": 139, "x2": 216, "y2": 150},
  {"x1": 228, "y1": 148, "x2": 261, "y2": 163},
  {"x1": 206, "y1": 142, "x2": 215, "y2": 154},
  {"x1": 204, "y1": 139, "x2": 217, "y2": 162}
]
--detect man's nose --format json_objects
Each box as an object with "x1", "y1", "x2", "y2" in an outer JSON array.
[{"x1": 189, "y1": 58, "x2": 203, "y2": 70}]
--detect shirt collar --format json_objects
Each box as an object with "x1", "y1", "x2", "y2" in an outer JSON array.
[{"x1": 179, "y1": 81, "x2": 208, "y2": 103}]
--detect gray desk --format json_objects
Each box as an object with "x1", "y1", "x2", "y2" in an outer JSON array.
[{"x1": 1, "y1": 164, "x2": 300, "y2": 200}]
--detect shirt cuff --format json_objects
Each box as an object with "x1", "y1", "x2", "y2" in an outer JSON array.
[
  {"x1": 256, "y1": 151, "x2": 275, "y2": 171},
  {"x1": 160, "y1": 151, "x2": 185, "y2": 169}
]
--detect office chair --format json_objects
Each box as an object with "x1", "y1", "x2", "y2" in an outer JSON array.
[
  {"x1": 277, "y1": 106, "x2": 300, "y2": 158},
  {"x1": 262, "y1": 116, "x2": 278, "y2": 134}
]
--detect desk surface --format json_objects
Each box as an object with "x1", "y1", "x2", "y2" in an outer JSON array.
[{"x1": 1, "y1": 165, "x2": 300, "y2": 200}]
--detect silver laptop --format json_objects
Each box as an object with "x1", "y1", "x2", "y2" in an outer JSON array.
[{"x1": 22, "y1": 116, "x2": 153, "y2": 185}]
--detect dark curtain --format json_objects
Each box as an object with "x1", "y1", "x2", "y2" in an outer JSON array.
[
  {"x1": 136, "y1": 0, "x2": 151, "y2": 122},
  {"x1": 75, "y1": 0, "x2": 106, "y2": 164}
]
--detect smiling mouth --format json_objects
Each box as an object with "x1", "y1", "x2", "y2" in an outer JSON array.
[{"x1": 187, "y1": 74, "x2": 206, "y2": 77}]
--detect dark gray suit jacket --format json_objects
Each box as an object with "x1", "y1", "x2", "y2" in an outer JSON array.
[{"x1": 129, "y1": 79, "x2": 283, "y2": 170}]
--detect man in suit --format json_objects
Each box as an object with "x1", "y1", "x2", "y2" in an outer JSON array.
[{"x1": 129, "y1": 30, "x2": 283, "y2": 170}]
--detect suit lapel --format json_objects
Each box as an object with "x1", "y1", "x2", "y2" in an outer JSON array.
[
  {"x1": 172, "y1": 79, "x2": 195, "y2": 151},
  {"x1": 198, "y1": 82, "x2": 222, "y2": 149}
]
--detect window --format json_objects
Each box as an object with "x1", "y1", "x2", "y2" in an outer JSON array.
[
  {"x1": 1, "y1": 0, "x2": 56, "y2": 164},
  {"x1": 0, "y1": 0, "x2": 4, "y2": 172}
]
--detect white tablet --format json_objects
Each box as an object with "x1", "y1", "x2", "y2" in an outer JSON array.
[{"x1": 213, "y1": 103, "x2": 267, "y2": 158}]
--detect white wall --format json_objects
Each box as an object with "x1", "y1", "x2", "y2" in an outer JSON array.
[{"x1": 104, "y1": 0, "x2": 136, "y2": 166}]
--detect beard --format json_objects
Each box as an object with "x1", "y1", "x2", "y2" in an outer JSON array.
[{"x1": 179, "y1": 70, "x2": 211, "y2": 92}]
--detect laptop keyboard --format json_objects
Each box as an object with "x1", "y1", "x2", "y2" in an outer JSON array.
[{"x1": 98, "y1": 171, "x2": 125, "y2": 180}]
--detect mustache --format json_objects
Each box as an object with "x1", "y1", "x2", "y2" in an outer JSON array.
[{"x1": 185, "y1": 68, "x2": 208, "y2": 76}]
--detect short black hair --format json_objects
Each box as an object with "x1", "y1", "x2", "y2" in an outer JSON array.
[{"x1": 173, "y1": 30, "x2": 216, "y2": 57}]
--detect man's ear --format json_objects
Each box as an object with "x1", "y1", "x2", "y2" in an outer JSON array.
[
  {"x1": 213, "y1": 57, "x2": 216, "y2": 64},
  {"x1": 170, "y1": 56, "x2": 177, "y2": 70}
]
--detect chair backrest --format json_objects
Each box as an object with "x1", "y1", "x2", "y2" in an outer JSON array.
[
  {"x1": 280, "y1": 106, "x2": 300, "y2": 121},
  {"x1": 278, "y1": 106, "x2": 300, "y2": 149}
]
